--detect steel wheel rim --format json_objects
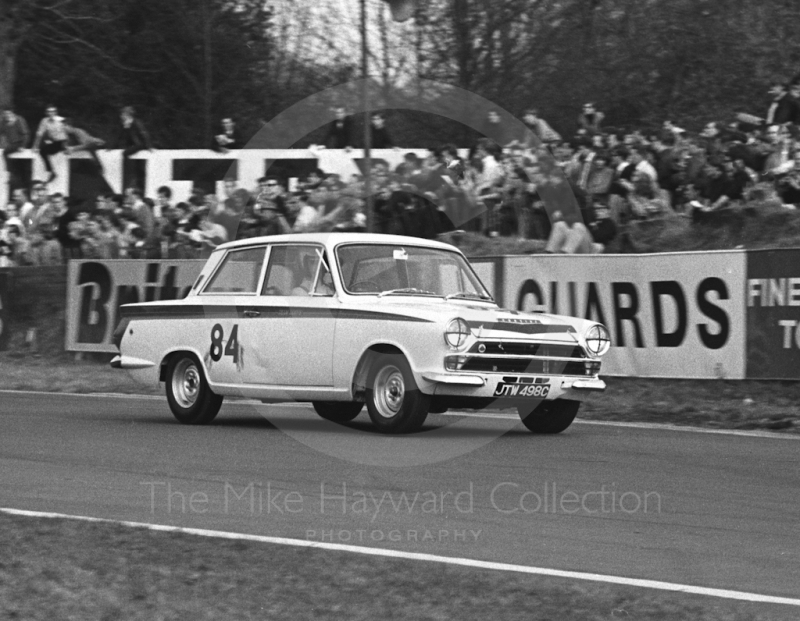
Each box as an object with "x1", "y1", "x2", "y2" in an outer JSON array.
[
  {"x1": 373, "y1": 365, "x2": 405, "y2": 419},
  {"x1": 173, "y1": 359, "x2": 200, "y2": 408}
]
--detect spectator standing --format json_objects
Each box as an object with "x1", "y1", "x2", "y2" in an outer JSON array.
[
  {"x1": 473, "y1": 140, "x2": 505, "y2": 236},
  {"x1": 789, "y1": 81, "x2": 800, "y2": 125},
  {"x1": 521, "y1": 108, "x2": 561, "y2": 145},
  {"x1": 323, "y1": 106, "x2": 354, "y2": 149},
  {"x1": 212, "y1": 117, "x2": 243, "y2": 152},
  {"x1": 369, "y1": 113, "x2": 394, "y2": 149},
  {"x1": 577, "y1": 103, "x2": 605, "y2": 134},
  {"x1": 480, "y1": 110, "x2": 513, "y2": 147},
  {"x1": 11, "y1": 188, "x2": 34, "y2": 233},
  {"x1": 124, "y1": 187, "x2": 156, "y2": 254},
  {"x1": 52, "y1": 193, "x2": 81, "y2": 260},
  {"x1": 0, "y1": 216, "x2": 31, "y2": 266},
  {"x1": 629, "y1": 145, "x2": 659, "y2": 182},
  {"x1": 114, "y1": 106, "x2": 152, "y2": 189},
  {"x1": 32, "y1": 105, "x2": 68, "y2": 182},
  {"x1": 94, "y1": 210, "x2": 123, "y2": 259},
  {"x1": 765, "y1": 82, "x2": 797, "y2": 126},
  {"x1": 287, "y1": 193, "x2": 321, "y2": 232},
  {"x1": 1, "y1": 107, "x2": 30, "y2": 196}
]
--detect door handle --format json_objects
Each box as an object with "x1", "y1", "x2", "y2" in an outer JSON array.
[{"x1": 243, "y1": 310, "x2": 261, "y2": 318}]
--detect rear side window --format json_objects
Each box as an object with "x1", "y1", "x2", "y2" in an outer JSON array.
[{"x1": 203, "y1": 247, "x2": 266, "y2": 294}]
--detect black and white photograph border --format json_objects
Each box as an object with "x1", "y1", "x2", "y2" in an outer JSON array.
[{"x1": 1, "y1": 1, "x2": 800, "y2": 619}]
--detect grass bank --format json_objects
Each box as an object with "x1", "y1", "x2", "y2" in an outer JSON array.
[
  {"x1": 0, "y1": 513, "x2": 784, "y2": 621},
  {"x1": 442, "y1": 202, "x2": 800, "y2": 255}
]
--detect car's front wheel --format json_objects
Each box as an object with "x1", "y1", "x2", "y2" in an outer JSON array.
[
  {"x1": 165, "y1": 353, "x2": 223, "y2": 425},
  {"x1": 365, "y1": 353, "x2": 430, "y2": 434},
  {"x1": 313, "y1": 401, "x2": 363, "y2": 423},
  {"x1": 517, "y1": 399, "x2": 580, "y2": 434}
]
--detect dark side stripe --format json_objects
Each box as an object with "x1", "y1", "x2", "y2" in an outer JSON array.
[
  {"x1": 120, "y1": 304, "x2": 433, "y2": 323},
  {"x1": 467, "y1": 321, "x2": 576, "y2": 335}
]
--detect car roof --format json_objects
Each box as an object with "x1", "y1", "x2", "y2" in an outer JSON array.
[{"x1": 216, "y1": 232, "x2": 462, "y2": 254}]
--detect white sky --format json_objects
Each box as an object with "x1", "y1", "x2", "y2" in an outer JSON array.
[{"x1": 269, "y1": 0, "x2": 418, "y2": 83}]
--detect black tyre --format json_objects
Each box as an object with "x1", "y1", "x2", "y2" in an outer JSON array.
[
  {"x1": 365, "y1": 353, "x2": 430, "y2": 434},
  {"x1": 517, "y1": 399, "x2": 580, "y2": 434},
  {"x1": 313, "y1": 401, "x2": 363, "y2": 423},
  {"x1": 165, "y1": 353, "x2": 223, "y2": 425}
]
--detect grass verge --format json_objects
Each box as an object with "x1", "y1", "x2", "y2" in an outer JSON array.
[
  {"x1": 1, "y1": 355, "x2": 797, "y2": 433},
  {"x1": 0, "y1": 513, "x2": 782, "y2": 621}
]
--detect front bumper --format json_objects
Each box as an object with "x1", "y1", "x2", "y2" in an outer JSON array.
[{"x1": 422, "y1": 372, "x2": 606, "y2": 402}]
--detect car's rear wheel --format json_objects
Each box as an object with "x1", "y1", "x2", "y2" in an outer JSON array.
[
  {"x1": 165, "y1": 353, "x2": 223, "y2": 425},
  {"x1": 517, "y1": 399, "x2": 580, "y2": 434},
  {"x1": 366, "y1": 353, "x2": 430, "y2": 434},
  {"x1": 313, "y1": 401, "x2": 363, "y2": 423}
]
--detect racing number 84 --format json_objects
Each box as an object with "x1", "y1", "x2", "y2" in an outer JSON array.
[{"x1": 210, "y1": 323, "x2": 240, "y2": 363}]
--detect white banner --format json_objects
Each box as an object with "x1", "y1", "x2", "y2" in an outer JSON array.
[{"x1": 499, "y1": 252, "x2": 747, "y2": 379}]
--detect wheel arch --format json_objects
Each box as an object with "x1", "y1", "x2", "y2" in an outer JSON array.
[
  {"x1": 351, "y1": 343, "x2": 407, "y2": 399},
  {"x1": 159, "y1": 347, "x2": 210, "y2": 382}
]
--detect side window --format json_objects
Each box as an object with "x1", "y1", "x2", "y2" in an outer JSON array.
[
  {"x1": 203, "y1": 247, "x2": 266, "y2": 294},
  {"x1": 262, "y1": 245, "x2": 333, "y2": 297}
]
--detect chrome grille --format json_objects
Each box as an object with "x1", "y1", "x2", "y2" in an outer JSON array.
[{"x1": 446, "y1": 340, "x2": 599, "y2": 376}]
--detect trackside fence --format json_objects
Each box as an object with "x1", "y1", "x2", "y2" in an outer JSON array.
[{"x1": 3, "y1": 249, "x2": 799, "y2": 379}]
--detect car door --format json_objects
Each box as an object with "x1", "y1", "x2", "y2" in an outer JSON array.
[
  {"x1": 238, "y1": 243, "x2": 337, "y2": 387},
  {"x1": 198, "y1": 244, "x2": 268, "y2": 388}
]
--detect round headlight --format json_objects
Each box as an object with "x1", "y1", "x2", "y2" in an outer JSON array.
[
  {"x1": 584, "y1": 324, "x2": 611, "y2": 356},
  {"x1": 444, "y1": 318, "x2": 471, "y2": 350}
]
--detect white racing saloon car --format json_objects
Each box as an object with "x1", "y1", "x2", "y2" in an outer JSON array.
[{"x1": 111, "y1": 233, "x2": 610, "y2": 434}]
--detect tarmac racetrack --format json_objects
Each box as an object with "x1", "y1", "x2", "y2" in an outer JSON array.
[{"x1": 1, "y1": 391, "x2": 798, "y2": 610}]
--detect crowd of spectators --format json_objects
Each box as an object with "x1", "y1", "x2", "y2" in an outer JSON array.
[{"x1": 3, "y1": 76, "x2": 800, "y2": 265}]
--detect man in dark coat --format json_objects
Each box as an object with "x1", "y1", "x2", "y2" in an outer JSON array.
[
  {"x1": 113, "y1": 106, "x2": 152, "y2": 189},
  {"x1": 323, "y1": 106, "x2": 354, "y2": 149},
  {"x1": 369, "y1": 113, "x2": 394, "y2": 148},
  {"x1": 765, "y1": 82, "x2": 798, "y2": 126},
  {"x1": 0, "y1": 107, "x2": 30, "y2": 196}
]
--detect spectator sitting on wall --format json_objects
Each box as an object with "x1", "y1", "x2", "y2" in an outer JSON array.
[
  {"x1": 1, "y1": 107, "x2": 30, "y2": 196},
  {"x1": 322, "y1": 105, "x2": 354, "y2": 149},
  {"x1": 212, "y1": 117, "x2": 243, "y2": 152},
  {"x1": 370, "y1": 112, "x2": 394, "y2": 149},
  {"x1": 32, "y1": 105, "x2": 68, "y2": 183},
  {"x1": 63, "y1": 117, "x2": 105, "y2": 173}
]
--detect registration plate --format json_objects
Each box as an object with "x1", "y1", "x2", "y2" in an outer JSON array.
[{"x1": 493, "y1": 382, "x2": 550, "y2": 398}]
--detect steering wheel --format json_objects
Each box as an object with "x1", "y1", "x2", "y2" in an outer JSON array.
[
  {"x1": 350, "y1": 280, "x2": 381, "y2": 293},
  {"x1": 263, "y1": 285, "x2": 282, "y2": 296}
]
